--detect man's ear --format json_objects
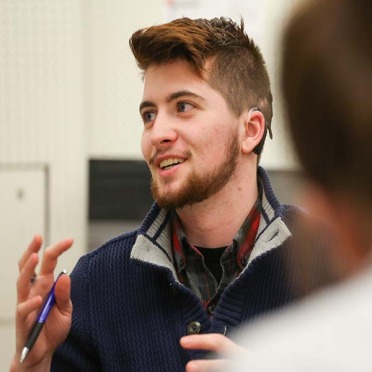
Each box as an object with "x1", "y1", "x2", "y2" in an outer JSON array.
[{"x1": 241, "y1": 109, "x2": 266, "y2": 154}]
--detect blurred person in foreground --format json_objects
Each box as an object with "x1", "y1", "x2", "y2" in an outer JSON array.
[
  {"x1": 181, "y1": 0, "x2": 372, "y2": 370},
  {"x1": 11, "y1": 16, "x2": 333, "y2": 372}
]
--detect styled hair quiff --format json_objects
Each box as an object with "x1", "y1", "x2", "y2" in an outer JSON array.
[{"x1": 129, "y1": 17, "x2": 273, "y2": 134}]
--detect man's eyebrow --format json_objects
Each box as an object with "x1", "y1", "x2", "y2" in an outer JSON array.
[
  {"x1": 139, "y1": 90, "x2": 204, "y2": 113},
  {"x1": 139, "y1": 101, "x2": 154, "y2": 113},
  {"x1": 168, "y1": 90, "x2": 205, "y2": 102}
]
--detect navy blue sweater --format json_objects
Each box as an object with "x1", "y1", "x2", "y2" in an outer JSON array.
[{"x1": 52, "y1": 168, "x2": 312, "y2": 371}]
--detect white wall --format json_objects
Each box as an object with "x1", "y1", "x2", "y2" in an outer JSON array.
[
  {"x1": 261, "y1": 0, "x2": 303, "y2": 169},
  {"x1": 0, "y1": 0, "x2": 86, "y2": 271},
  {"x1": 87, "y1": 0, "x2": 164, "y2": 158}
]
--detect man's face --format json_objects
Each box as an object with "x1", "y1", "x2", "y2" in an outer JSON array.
[{"x1": 140, "y1": 60, "x2": 244, "y2": 209}]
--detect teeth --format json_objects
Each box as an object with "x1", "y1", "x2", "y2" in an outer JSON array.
[{"x1": 160, "y1": 158, "x2": 184, "y2": 169}]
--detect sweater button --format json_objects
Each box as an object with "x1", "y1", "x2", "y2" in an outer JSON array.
[
  {"x1": 187, "y1": 321, "x2": 201, "y2": 335},
  {"x1": 207, "y1": 304, "x2": 215, "y2": 316}
]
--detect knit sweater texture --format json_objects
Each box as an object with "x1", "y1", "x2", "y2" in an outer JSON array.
[{"x1": 52, "y1": 167, "x2": 314, "y2": 371}]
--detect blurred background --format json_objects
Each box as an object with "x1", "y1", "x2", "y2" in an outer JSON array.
[{"x1": 0, "y1": 0, "x2": 305, "y2": 367}]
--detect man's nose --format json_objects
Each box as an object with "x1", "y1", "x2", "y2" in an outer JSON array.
[{"x1": 150, "y1": 113, "x2": 178, "y2": 147}]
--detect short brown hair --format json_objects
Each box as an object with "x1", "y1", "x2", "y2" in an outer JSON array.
[
  {"x1": 282, "y1": 0, "x2": 372, "y2": 208},
  {"x1": 129, "y1": 17, "x2": 273, "y2": 150}
]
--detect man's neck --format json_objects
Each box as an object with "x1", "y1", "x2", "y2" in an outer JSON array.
[{"x1": 176, "y1": 170, "x2": 259, "y2": 248}]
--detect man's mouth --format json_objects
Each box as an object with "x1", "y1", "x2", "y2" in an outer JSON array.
[{"x1": 159, "y1": 158, "x2": 184, "y2": 170}]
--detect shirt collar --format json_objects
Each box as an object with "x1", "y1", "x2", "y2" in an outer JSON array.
[{"x1": 171, "y1": 181, "x2": 263, "y2": 274}]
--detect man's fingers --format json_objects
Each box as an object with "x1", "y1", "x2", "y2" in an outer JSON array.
[
  {"x1": 54, "y1": 274, "x2": 72, "y2": 314},
  {"x1": 16, "y1": 296, "x2": 43, "y2": 321},
  {"x1": 186, "y1": 358, "x2": 233, "y2": 372},
  {"x1": 39, "y1": 238, "x2": 74, "y2": 276},
  {"x1": 181, "y1": 336, "x2": 246, "y2": 372},
  {"x1": 17, "y1": 237, "x2": 73, "y2": 302},
  {"x1": 17, "y1": 253, "x2": 39, "y2": 302},
  {"x1": 18, "y1": 234, "x2": 43, "y2": 273},
  {"x1": 180, "y1": 334, "x2": 244, "y2": 355}
]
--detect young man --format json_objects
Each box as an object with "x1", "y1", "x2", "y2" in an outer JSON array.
[{"x1": 12, "y1": 17, "x2": 328, "y2": 371}]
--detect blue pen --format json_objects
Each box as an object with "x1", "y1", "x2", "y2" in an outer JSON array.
[{"x1": 20, "y1": 269, "x2": 68, "y2": 363}]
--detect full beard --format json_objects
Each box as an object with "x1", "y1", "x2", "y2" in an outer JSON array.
[{"x1": 151, "y1": 132, "x2": 240, "y2": 210}]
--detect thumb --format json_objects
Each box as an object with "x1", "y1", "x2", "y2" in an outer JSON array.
[{"x1": 54, "y1": 273, "x2": 72, "y2": 313}]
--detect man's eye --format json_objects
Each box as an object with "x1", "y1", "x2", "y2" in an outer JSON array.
[
  {"x1": 177, "y1": 102, "x2": 194, "y2": 113},
  {"x1": 142, "y1": 111, "x2": 156, "y2": 123}
]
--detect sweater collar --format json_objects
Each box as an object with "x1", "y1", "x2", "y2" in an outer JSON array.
[{"x1": 130, "y1": 167, "x2": 291, "y2": 272}]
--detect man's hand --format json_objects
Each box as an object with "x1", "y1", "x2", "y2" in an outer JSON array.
[
  {"x1": 180, "y1": 333, "x2": 246, "y2": 372},
  {"x1": 10, "y1": 235, "x2": 73, "y2": 372}
]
